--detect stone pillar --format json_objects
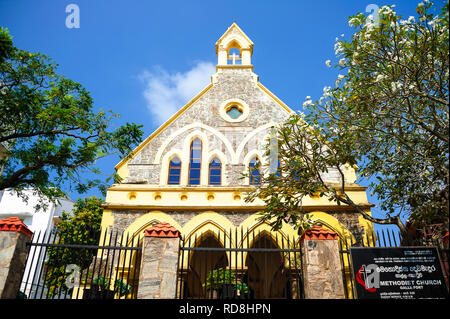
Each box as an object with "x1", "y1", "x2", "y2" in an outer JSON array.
[
  {"x1": 0, "y1": 217, "x2": 33, "y2": 299},
  {"x1": 301, "y1": 225, "x2": 345, "y2": 299},
  {"x1": 137, "y1": 222, "x2": 181, "y2": 299}
]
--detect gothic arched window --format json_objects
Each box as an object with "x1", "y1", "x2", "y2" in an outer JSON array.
[
  {"x1": 188, "y1": 138, "x2": 202, "y2": 185},
  {"x1": 167, "y1": 157, "x2": 181, "y2": 185},
  {"x1": 209, "y1": 157, "x2": 222, "y2": 185},
  {"x1": 249, "y1": 157, "x2": 261, "y2": 186},
  {"x1": 228, "y1": 48, "x2": 241, "y2": 65}
]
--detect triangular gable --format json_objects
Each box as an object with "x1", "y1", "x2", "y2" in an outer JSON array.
[
  {"x1": 115, "y1": 79, "x2": 295, "y2": 175},
  {"x1": 215, "y1": 22, "x2": 254, "y2": 54},
  {"x1": 114, "y1": 83, "x2": 213, "y2": 173}
]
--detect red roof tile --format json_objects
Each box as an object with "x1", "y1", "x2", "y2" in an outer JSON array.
[
  {"x1": 144, "y1": 222, "x2": 181, "y2": 239},
  {"x1": 300, "y1": 225, "x2": 338, "y2": 241},
  {"x1": 0, "y1": 217, "x2": 33, "y2": 238}
]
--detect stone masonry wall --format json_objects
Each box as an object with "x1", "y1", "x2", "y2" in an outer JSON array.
[
  {"x1": 0, "y1": 231, "x2": 30, "y2": 298},
  {"x1": 111, "y1": 209, "x2": 366, "y2": 245}
]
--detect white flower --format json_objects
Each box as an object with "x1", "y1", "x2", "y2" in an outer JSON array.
[
  {"x1": 297, "y1": 110, "x2": 306, "y2": 119},
  {"x1": 408, "y1": 16, "x2": 415, "y2": 23},
  {"x1": 334, "y1": 42, "x2": 344, "y2": 55},
  {"x1": 391, "y1": 81, "x2": 403, "y2": 92},
  {"x1": 375, "y1": 74, "x2": 385, "y2": 82},
  {"x1": 325, "y1": 60, "x2": 331, "y2": 67},
  {"x1": 335, "y1": 74, "x2": 344, "y2": 86},
  {"x1": 339, "y1": 58, "x2": 346, "y2": 66},
  {"x1": 302, "y1": 98, "x2": 313, "y2": 109}
]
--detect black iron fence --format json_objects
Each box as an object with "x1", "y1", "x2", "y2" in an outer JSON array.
[
  {"x1": 19, "y1": 226, "x2": 142, "y2": 299},
  {"x1": 338, "y1": 228, "x2": 449, "y2": 299},
  {"x1": 177, "y1": 227, "x2": 303, "y2": 299}
]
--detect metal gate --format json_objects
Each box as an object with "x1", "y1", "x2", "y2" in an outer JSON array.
[
  {"x1": 19, "y1": 226, "x2": 142, "y2": 299},
  {"x1": 176, "y1": 227, "x2": 304, "y2": 299}
]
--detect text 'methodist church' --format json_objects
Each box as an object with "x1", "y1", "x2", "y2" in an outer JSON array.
[{"x1": 100, "y1": 23, "x2": 374, "y2": 294}]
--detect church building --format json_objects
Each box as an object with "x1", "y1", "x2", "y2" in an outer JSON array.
[{"x1": 99, "y1": 23, "x2": 375, "y2": 298}]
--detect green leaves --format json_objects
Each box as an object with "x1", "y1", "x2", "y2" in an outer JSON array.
[
  {"x1": 0, "y1": 27, "x2": 13, "y2": 63},
  {"x1": 44, "y1": 196, "x2": 104, "y2": 297},
  {"x1": 203, "y1": 268, "x2": 249, "y2": 294},
  {"x1": 245, "y1": 1, "x2": 448, "y2": 238},
  {"x1": 0, "y1": 28, "x2": 144, "y2": 206}
]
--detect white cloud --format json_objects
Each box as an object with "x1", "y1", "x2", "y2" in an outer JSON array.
[{"x1": 140, "y1": 61, "x2": 215, "y2": 124}]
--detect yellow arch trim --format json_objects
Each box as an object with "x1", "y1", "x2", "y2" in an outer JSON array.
[
  {"x1": 238, "y1": 213, "x2": 297, "y2": 244},
  {"x1": 179, "y1": 212, "x2": 235, "y2": 268},
  {"x1": 306, "y1": 211, "x2": 356, "y2": 242},
  {"x1": 182, "y1": 211, "x2": 235, "y2": 245},
  {"x1": 123, "y1": 211, "x2": 183, "y2": 242}
]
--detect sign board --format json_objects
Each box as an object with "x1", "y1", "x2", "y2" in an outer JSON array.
[{"x1": 349, "y1": 247, "x2": 448, "y2": 299}]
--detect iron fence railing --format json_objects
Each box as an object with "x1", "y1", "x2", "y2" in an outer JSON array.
[
  {"x1": 19, "y1": 226, "x2": 142, "y2": 299},
  {"x1": 177, "y1": 227, "x2": 303, "y2": 299}
]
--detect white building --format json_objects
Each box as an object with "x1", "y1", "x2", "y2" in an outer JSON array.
[
  {"x1": 0, "y1": 188, "x2": 74, "y2": 298},
  {"x1": 0, "y1": 188, "x2": 74, "y2": 235}
]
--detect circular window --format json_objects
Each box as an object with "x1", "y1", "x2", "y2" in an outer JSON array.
[
  {"x1": 226, "y1": 105, "x2": 243, "y2": 119},
  {"x1": 219, "y1": 98, "x2": 249, "y2": 123}
]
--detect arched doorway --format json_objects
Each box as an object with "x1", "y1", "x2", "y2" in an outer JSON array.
[
  {"x1": 183, "y1": 231, "x2": 228, "y2": 298},
  {"x1": 245, "y1": 231, "x2": 286, "y2": 298}
]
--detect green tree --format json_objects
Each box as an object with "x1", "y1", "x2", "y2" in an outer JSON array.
[
  {"x1": 245, "y1": 1, "x2": 449, "y2": 239},
  {"x1": 44, "y1": 196, "x2": 104, "y2": 297},
  {"x1": 0, "y1": 27, "x2": 13, "y2": 63},
  {"x1": 0, "y1": 27, "x2": 143, "y2": 208}
]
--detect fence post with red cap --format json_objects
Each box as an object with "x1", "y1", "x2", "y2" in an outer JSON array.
[
  {"x1": 300, "y1": 225, "x2": 346, "y2": 299},
  {"x1": 137, "y1": 222, "x2": 181, "y2": 299},
  {"x1": 0, "y1": 217, "x2": 33, "y2": 299}
]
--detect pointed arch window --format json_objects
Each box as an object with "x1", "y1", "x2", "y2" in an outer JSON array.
[
  {"x1": 167, "y1": 157, "x2": 181, "y2": 185},
  {"x1": 227, "y1": 48, "x2": 241, "y2": 65},
  {"x1": 249, "y1": 157, "x2": 261, "y2": 186},
  {"x1": 209, "y1": 157, "x2": 222, "y2": 185},
  {"x1": 188, "y1": 138, "x2": 202, "y2": 185}
]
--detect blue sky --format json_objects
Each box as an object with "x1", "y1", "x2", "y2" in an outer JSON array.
[{"x1": 0, "y1": 0, "x2": 439, "y2": 232}]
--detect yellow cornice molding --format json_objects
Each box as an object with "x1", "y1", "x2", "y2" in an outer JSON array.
[
  {"x1": 106, "y1": 184, "x2": 368, "y2": 192},
  {"x1": 216, "y1": 65, "x2": 253, "y2": 71},
  {"x1": 107, "y1": 185, "x2": 256, "y2": 192},
  {"x1": 114, "y1": 83, "x2": 214, "y2": 172},
  {"x1": 102, "y1": 203, "x2": 374, "y2": 211}
]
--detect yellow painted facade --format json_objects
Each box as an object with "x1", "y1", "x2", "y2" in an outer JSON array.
[{"x1": 97, "y1": 23, "x2": 375, "y2": 299}]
